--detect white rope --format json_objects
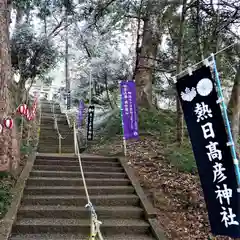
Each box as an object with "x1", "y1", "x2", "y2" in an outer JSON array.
[
  {"x1": 36, "y1": 97, "x2": 42, "y2": 149},
  {"x1": 74, "y1": 121, "x2": 104, "y2": 240},
  {"x1": 47, "y1": 87, "x2": 102, "y2": 238},
  {"x1": 51, "y1": 102, "x2": 63, "y2": 154},
  {"x1": 173, "y1": 41, "x2": 239, "y2": 79}
]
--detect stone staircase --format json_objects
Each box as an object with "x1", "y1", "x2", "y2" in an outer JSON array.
[
  {"x1": 38, "y1": 100, "x2": 75, "y2": 154},
  {"x1": 9, "y1": 154, "x2": 161, "y2": 239},
  {"x1": 8, "y1": 100, "x2": 163, "y2": 239}
]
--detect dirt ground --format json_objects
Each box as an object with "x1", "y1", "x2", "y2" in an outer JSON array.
[{"x1": 86, "y1": 135, "x2": 237, "y2": 240}]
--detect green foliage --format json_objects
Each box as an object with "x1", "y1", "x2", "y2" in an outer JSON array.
[
  {"x1": 15, "y1": 116, "x2": 23, "y2": 129},
  {"x1": 165, "y1": 142, "x2": 197, "y2": 174},
  {"x1": 20, "y1": 143, "x2": 34, "y2": 155},
  {"x1": 138, "y1": 108, "x2": 176, "y2": 141},
  {"x1": 98, "y1": 112, "x2": 122, "y2": 141},
  {"x1": 13, "y1": 0, "x2": 34, "y2": 11},
  {"x1": 139, "y1": 108, "x2": 196, "y2": 173},
  {"x1": 11, "y1": 23, "x2": 59, "y2": 82},
  {"x1": 97, "y1": 107, "x2": 195, "y2": 173},
  {"x1": 0, "y1": 173, "x2": 13, "y2": 218}
]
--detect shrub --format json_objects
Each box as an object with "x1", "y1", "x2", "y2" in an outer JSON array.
[{"x1": 0, "y1": 173, "x2": 13, "y2": 218}]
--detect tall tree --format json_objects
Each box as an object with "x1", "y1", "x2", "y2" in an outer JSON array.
[
  {"x1": 133, "y1": 0, "x2": 161, "y2": 108},
  {"x1": 0, "y1": 0, "x2": 13, "y2": 170},
  {"x1": 176, "y1": 0, "x2": 187, "y2": 145},
  {"x1": 228, "y1": 65, "x2": 240, "y2": 146}
]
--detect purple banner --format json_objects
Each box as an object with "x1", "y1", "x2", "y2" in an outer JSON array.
[
  {"x1": 120, "y1": 80, "x2": 139, "y2": 140},
  {"x1": 77, "y1": 100, "x2": 85, "y2": 128}
]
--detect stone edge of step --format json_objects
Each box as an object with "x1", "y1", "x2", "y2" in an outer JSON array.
[
  {"x1": 0, "y1": 152, "x2": 36, "y2": 240},
  {"x1": 9, "y1": 233, "x2": 156, "y2": 240}
]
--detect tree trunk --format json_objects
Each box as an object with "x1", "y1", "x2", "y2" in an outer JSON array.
[
  {"x1": 14, "y1": 78, "x2": 27, "y2": 105},
  {"x1": 132, "y1": 0, "x2": 143, "y2": 80},
  {"x1": 104, "y1": 73, "x2": 114, "y2": 109},
  {"x1": 176, "y1": 0, "x2": 187, "y2": 145},
  {"x1": 65, "y1": 11, "x2": 70, "y2": 108},
  {"x1": 228, "y1": 66, "x2": 240, "y2": 147},
  {"x1": 0, "y1": 0, "x2": 13, "y2": 172},
  {"x1": 44, "y1": 16, "x2": 47, "y2": 34},
  {"x1": 16, "y1": 8, "x2": 24, "y2": 24},
  {"x1": 195, "y1": 0, "x2": 204, "y2": 61},
  {"x1": 134, "y1": 15, "x2": 159, "y2": 108}
]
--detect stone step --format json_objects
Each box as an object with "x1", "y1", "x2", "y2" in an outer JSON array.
[
  {"x1": 41, "y1": 121, "x2": 69, "y2": 126},
  {"x1": 21, "y1": 194, "x2": 139, "y2": 206},
  {"x1": 37, "y1": 143, "x2": 75, "y2": 148},
  {"x1": 40, "y1": 127, "x2": 69, "y2": 131},
  {"x1": 37, "y1": 149, "x2": 75, "y2": 154},
  {"x1": 38, "y1": 143, "x2": 74, "y2": 146},
  {"x1": 38, "y1": 139, "x2": 74, "y2": 143},
  {"x1": 38, "y1": 140, "x2": 74, "y2": 143},
  {"x1": 41, "y1": 109, "x2": 61, "y2": 113},
  {"x1": 41, "y1": 107, "x2": 53, "y2": 111},
  {"x1": 41, "y1": 119, "x2": 67, "y2": 123},
  {"x1": 39, "y1": 133, "x2": 73, "y2": 138},
  {"x1": 30, "y1": 170, "x2": 127, "y2": 179},
  {"x1": 12, "y1": 218, "x2": 150, "y2": 234},
  {"x1": 39, "y1": 136, "x2": 73, "y2": 140},
  {"x1": 35, "y1": 155, "x2": 118, "y2": 162},
  {"x1": 39, "y1": 139, "x2": 73, "y2": 143},
  {"x1": 34, "y1": 159, "x2": 121, "y2": 167},
  {"x1": 37, "y1": 145, "x2": 75, "y2": 150},
  {"x1": 37, "y1": 151, "x2": 76, "y2": 155},
  {"x1": 26, "y1": 177, "x2": 131, "y2": 186},
  {"x1": 38, "y1": 136, "x2": 74, "y2": 140},
  {"x1": 18, "y1": 206, "x2": 143, "y2": 219},
  {"x1": 9, "y1": 233, "x2": 156, "y2": 240},
  {"x1": 40, "y1": 110, "x2": 53, "y2": 114},
  {"x1": 38, "y1": 141, "x2": 74, "y2": 145},
  {"x1": 24, "y1": 186, "x2": 135, "y2": 195},
  {"x1": 39, "y1": 130, "x2": 71, "y2": 134},
  {"x1": 40, "y1": 123, "x2": 67, "y2": 127},
  {"x1": 40, "y1": 116, "x2": 66, "y2": 120},
  {"x1": 38, "y1": 135, "x2": 58, "y2": 139},
  {"x1": 39, "y1": 125, "x2": 71, "y2": 129},
  {"x1": 33, "y1": 165, "x2": 124, "y2": 172},
  {"x1": 39, "y1": 122, "x2": 55, "y2": 126},
  {"x1": 40, "y1": 113, "x2": 54, "y2": 117}
]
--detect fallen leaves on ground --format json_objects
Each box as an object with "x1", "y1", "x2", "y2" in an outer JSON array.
[{"x1": 86, "y1": 135, "x2": 237, "y2": 240}]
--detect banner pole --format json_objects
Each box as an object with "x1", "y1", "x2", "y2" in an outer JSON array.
[
  {"x1": 211, "y1": 54, "x2": 240, "y2": 188},
  {"x1": 123, "y1": 138, "x2": 127, "y2": 157},
  {"x1": 119, "y1": 83, "x2": 126, "y2": 157},
  {"x1": 89, "y1": 66, "x2": 92, "y2": 106}
]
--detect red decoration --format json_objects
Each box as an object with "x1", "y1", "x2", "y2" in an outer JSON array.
[
  {"x1": 25, "y1": 108, "x2": 30, "y2": 118},
  {"x1": 15, "y1": 96, "x2": 38, "y2": 122},
  {"x1": 27, "y1": 113, "x2": 33, "y2": 121},
  {"x1": 17, "y1": 104, "x2": 27, "y2": 115},
  {"x1": 3, "y1": 118, "x2": 13, "y2": 129}
]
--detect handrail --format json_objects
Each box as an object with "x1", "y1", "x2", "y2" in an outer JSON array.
[
  {"x1": 51, "y1": 102, "x2": 63, "y2": 154},
  {"x1": 73, "y1": 120, "x2": 77, "y2": 155},
  {"x1": 65, "y1": 110, "x2": 71, "y2": 127}
]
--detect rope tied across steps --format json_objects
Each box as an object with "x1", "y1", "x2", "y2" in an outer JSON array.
[{"x1": 51, "y1": 100, "x2": 104, "y2": 240}]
